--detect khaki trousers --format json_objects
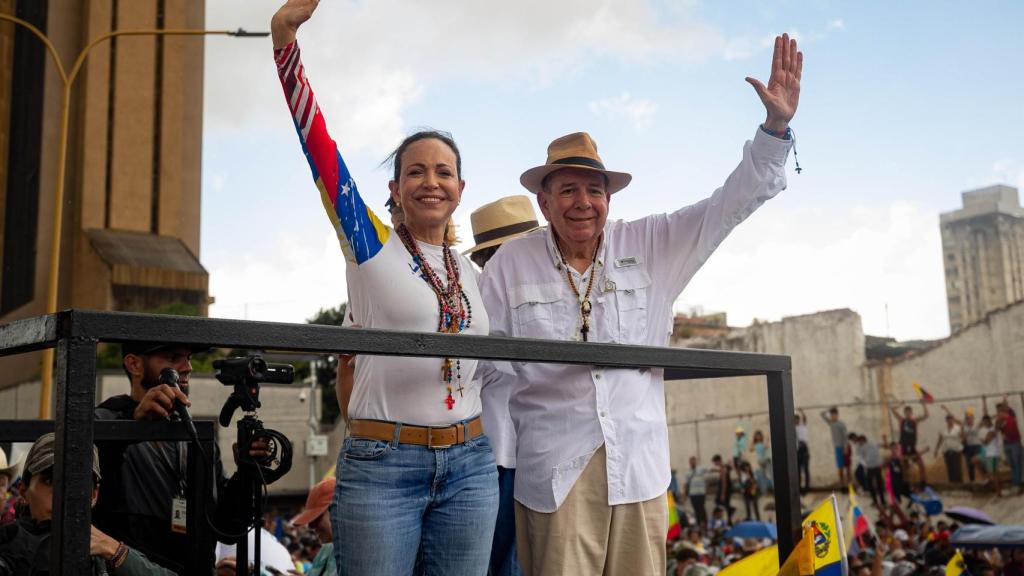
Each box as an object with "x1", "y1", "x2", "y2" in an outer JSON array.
[{"x1": 514, "y1": 445, "x2": 668, "y2": 576}]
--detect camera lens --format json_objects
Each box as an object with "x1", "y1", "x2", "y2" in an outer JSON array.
[{"x1": 249, "y1": 357, "x2": 267, "y2": 379}]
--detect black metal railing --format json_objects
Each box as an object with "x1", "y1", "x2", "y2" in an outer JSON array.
[{"x1": 0, "y1": 309, "x2": 798, "y2": 573}]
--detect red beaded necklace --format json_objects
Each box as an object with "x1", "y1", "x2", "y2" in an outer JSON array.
[{"x1": 396, "y1": 224, "x2": 472, "y2": 410}]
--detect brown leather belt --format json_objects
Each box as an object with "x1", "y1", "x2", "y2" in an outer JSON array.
[{"x1": 348, "y1": 416, "x2": 484, "y2": 449}]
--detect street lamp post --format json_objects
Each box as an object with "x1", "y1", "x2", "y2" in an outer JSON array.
[{"x1": 0, "y1": 14, "x2": 266, "y2": 418}]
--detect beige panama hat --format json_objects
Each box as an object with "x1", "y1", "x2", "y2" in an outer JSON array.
[
  {"x1": 519, "y1": 132, "x2": 632, "y2": 195},
  {"x1": 465, "y1": 195, "x2": 541, "y2": 254}
]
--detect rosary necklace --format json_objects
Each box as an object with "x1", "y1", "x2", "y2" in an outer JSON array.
[
  {"x1": 554, "y1": 234, "x2": 601, "y2": 342},
  {"x1": 397, "y1": 224, "x2": 472, "y2": 410}
]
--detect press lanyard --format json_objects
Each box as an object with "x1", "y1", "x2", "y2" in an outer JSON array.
[{"x1": 151, "y1": 441, "x2": 188, "y2": 497}]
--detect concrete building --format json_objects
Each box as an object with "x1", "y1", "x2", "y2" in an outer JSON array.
[
  {"x1": 0, "y1": 0, "x2": 209, "y2": 396},
  {"x1": 940, "y1": 185, "x2": 1024, "y2": 333},
  {"x1": 666, "y1": 303, "x2": 1024, "y2": 489}
]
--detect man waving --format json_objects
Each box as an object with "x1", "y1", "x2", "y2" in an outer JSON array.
[{"x1": 481, "y1": 34, "x2": 803, "y2": 576}]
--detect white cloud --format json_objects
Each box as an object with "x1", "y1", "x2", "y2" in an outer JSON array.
[
  {"x1": 828, "y1": 19, "x2": 845, "y2": 30},
  {"x1": 204, "y1": 0, "x2": 739, "y2": 154},
  {"x1": 589, "y1": 93, "x2": 658, "y2": 130},
  {"x1": 677, "y1": 200, "x2": 950, "y2": 341},
  {"x1": 985, "y1": 159, "x2": 1024, "y2": 190},
  {"x1": 207, "y1": 230, "x2": 348, "y2": 323}
]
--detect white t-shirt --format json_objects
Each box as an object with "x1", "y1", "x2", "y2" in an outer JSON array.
[
  {"x1": 796, "y1": 423, "x2": 809, "y2": 444},
  {"x1": 346, "y1": 234, "x2": 489, "y2": 426},
  {"x1": 940, "y1": 424, "x2": 964, "y2": 453},
  {"x1": 982, "y1": 423, "x2": 1002, "y2": 458}
]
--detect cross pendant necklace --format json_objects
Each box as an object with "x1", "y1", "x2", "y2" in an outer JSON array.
[{"x1": 555, "y1": 235, "x2": 601, "y2": 342}]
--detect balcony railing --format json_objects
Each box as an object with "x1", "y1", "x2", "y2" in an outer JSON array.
[{"x1": 0, "y1": 309, "x2": 798, "y2": 573}]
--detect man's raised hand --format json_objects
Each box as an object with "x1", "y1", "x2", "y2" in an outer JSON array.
[
  {"x1": 746, "y1": 33, "x2": 802, "y2": 133},
  {"x1": 133, "y1": 384, "x2": 190, "y2": 421},
  {"x1": 271, "y1": 0, "x2": 320, "y2": 49}
]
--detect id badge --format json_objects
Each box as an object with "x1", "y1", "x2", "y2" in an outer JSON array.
[{"x1": 171, "y1": 496, "x2": 187, "y2": 534}]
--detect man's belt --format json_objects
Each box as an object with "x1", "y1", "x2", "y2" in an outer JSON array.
[{"x1": 348, "y1": 416, "x2": 483, "y2": 449}]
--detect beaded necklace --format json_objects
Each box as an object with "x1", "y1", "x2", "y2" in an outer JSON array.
[
  {"x1": 396, "y1": 223, "x2": 472, "y2": 410},
  {"x1": 554, "y1": 234, "x2": 601, "y2": 342}
]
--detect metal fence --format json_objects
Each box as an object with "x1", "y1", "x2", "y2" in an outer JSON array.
[{"x1": 0, "y1": 309, "x2": 798, "y2": 573}]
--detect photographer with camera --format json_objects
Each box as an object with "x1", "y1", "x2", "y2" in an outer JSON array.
[{"x1": 91, "y1": 342, "x2": 262, "y2": 575}]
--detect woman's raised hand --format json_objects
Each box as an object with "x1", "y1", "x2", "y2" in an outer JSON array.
[{"x1": 271, "y1": 0, "x2": 320, "y2": 48}]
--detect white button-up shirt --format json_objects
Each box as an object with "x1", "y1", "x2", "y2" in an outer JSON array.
[{"x1": 480, "y1": 128, "x2": 791, "y2": 512}]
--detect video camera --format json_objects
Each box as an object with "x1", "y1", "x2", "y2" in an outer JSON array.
[
  {"x1": 212, "y1": 355, "x2": 296, "y2": 571},
  {"x1": 214, "y1": 356, "x2": 294, "y2": 425},
  {"x1": 213, "y1": 355, "x2": 295, "y2": 483}
]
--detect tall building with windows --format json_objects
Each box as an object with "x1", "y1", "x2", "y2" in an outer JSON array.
[
  {"x1": 940, "y1": 184, "x2": 1024, "y2": 333},
  {"x1": 0, "y1": 0, "x2": 208, "y2": 398}
]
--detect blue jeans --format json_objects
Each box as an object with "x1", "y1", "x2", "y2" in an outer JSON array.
[
  {"x1": 331, "y1": 427, "x2": 499, "y2": 576},
  {"x1": 1006, "y1": 442, "x2": 1023, "y2": 487},
  {"x1": 488, "y1": 466, "x2": 520, "y2": 576}
]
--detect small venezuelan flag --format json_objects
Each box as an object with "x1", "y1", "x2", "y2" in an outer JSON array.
[
  {"x1": 803, "y1": 496, "x2": 847, "y2": 576},
  {"x1": 718, "y1": 544, "x2": 779, "y2": 576},
  {"x1": 779, "y1": 526, "x2": 817, "y2": 576},
  {"x1": 667, "y1": 491, "x2": 681, "y2": 540},
  {"x1": 913, "y1": 382, "x2": 935, "y2": 403},
  {"x1": 946, "y1": 550, "x2": 969, "y2": 576},
  {"x1": 845, "y1": 484, "x2": 871, "y2": 549}
]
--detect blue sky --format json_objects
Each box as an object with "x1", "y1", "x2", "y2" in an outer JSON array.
[{"x1": 201, "y1": 1, "x2": 1024, "y2": 341}]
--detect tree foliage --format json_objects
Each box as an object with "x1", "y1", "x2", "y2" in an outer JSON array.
[{"x1": 307, "y1": 302, "x2": 348, "y2": 425}]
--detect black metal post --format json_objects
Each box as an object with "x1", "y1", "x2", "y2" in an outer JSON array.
[
  {"x1": 236, "y1": 421, "x2": 253, "y2": 574},
  {"x1": 186, "y1": 423, "x2": 217, "y2": 575},
  {"x1": 768, "y1": 370, "x2": 801, "y2": 565},
  {"x1": 50, "y1": 330, "x2": 98, "y2": 574}
]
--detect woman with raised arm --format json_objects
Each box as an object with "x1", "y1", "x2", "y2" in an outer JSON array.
[{"x1": 270, "y1": 1, "x2": 496, "y2": 573}]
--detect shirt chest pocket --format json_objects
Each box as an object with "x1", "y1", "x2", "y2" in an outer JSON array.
[
  {"x1": 510, "y1": 282, "x2": 566, "y2": 340},
  {"x1": 605, "y1": 268, "x2": 651, "y2": 343}
]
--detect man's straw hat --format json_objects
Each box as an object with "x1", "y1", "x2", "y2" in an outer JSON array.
[
  {"x1": 465, "y1": 195, "x2": 541, "y2": 254},
  {"x1": 519, "y1": 132, "x2": 631, "y2": 195}
]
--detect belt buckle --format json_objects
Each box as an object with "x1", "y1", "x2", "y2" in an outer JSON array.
[{"x1": 427, "y1": 427, "x2": 452, "y2": 449}]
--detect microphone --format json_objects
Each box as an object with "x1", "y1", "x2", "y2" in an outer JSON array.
[{"x1": 160, "y1": 367, "x2": 198, "y2": 440}]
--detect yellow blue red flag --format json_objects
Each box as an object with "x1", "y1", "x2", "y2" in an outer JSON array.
[
  {"x1": 667, "y1": 491, "x2": 681, "y2": 540},
  {"x1": 913, "y1": 382, "x2": 935, "y2": 403},
  {"x1": 803, "y1": 495, "x2": 847, "y2": 576},
  {"x1": 946, "y1": 550, "x2": 968, "y2": 576},
  {"x1": 717, "y1": 545, "x2": 779, "y2": 576},
  {"x1": 778, "y1": 526, "x2": 816, "y2": 576}
]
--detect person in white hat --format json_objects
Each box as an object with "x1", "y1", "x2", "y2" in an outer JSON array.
[
  {"x1": 467, "y1": 195, "x2": 540, "y2": 576},
  {"x1": 480, "y1": 34, "x2": 803, "y2": 576},
  {"x1": 465, "y1": 195, "x2": 540, "y2": 270},
  {"x1": 0, "y1": 448, "x2": 19, "y2": 525}
]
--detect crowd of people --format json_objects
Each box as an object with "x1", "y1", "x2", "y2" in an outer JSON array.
[
  {"x1": 663, "y1": 397, "x2": 1024, "y2": 575},
  {"x1": 805, "y1": 398, "x2": 1023, "y2": 499},
  {"x1": 666, "y1": 501, "x2": 1024, "y2": 575}
]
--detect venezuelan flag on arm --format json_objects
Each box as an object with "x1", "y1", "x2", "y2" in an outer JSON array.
[
  {"x1": 803, "y1": 495, "x2": 847, "y2": 576},
  {"x1": 274, "y1": 41, "x2": 389, "y2": 266},
  {"x1": 913, "y1": 382, "x2": 935, "y2": 403}
]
